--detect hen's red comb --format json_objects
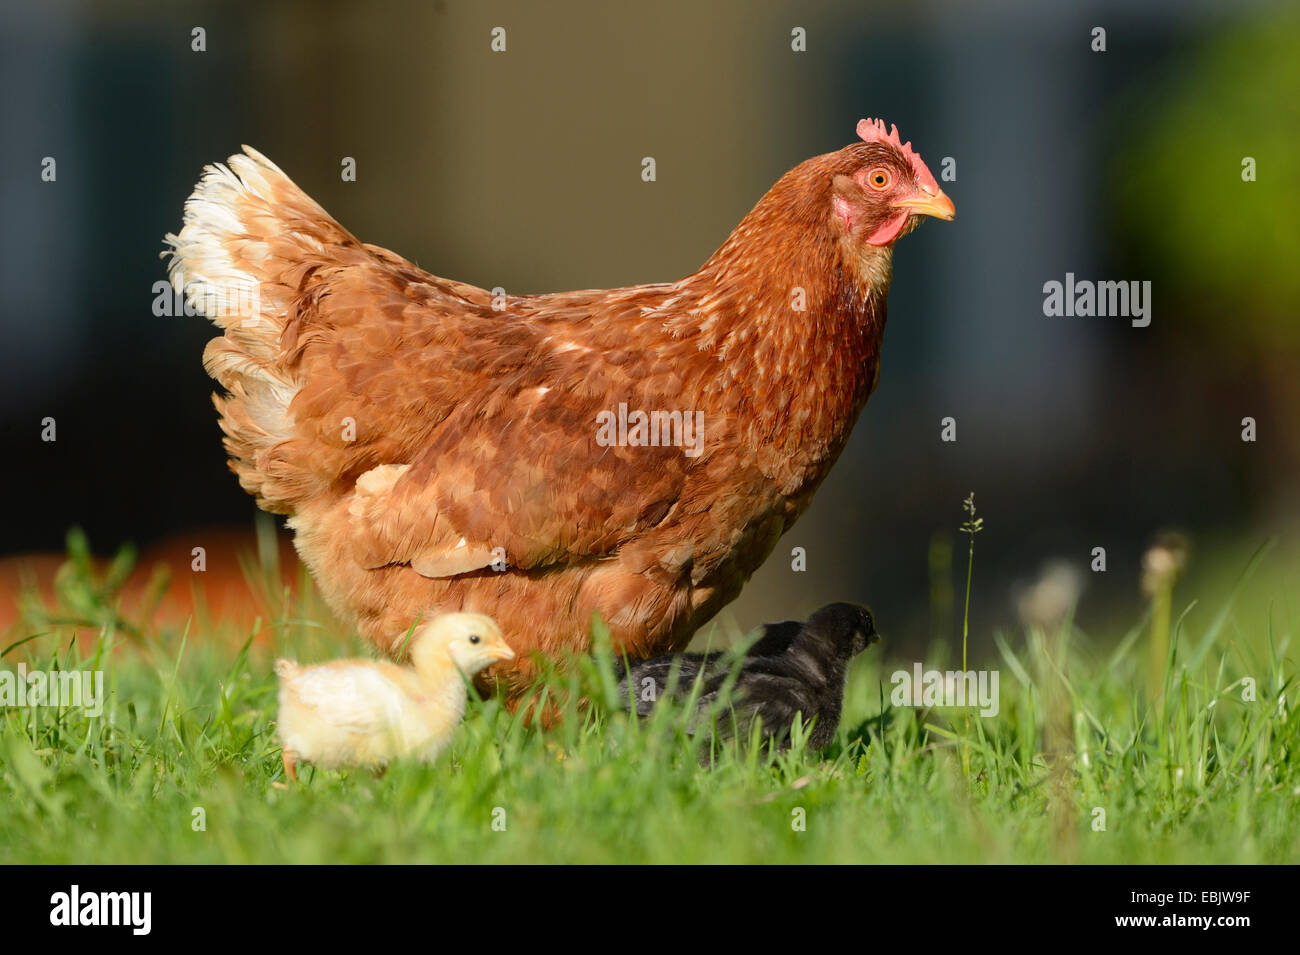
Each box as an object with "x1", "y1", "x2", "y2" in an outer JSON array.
[{"x1": 856, "y1": 118, "x2": 940, "y2": 193}]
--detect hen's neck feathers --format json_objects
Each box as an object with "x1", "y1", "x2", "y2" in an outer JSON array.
[{"x1": 666, "y1": 150, "x2": 892, "y2": 479}]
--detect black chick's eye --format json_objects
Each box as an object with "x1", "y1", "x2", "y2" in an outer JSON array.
[{"x1": 468, "y1": 634, "x2": 481, "y2": 644}]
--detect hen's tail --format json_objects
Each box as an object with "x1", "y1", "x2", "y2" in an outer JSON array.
[{"x1": 162, "y1": 147, "x2": 358, "y2": 513}]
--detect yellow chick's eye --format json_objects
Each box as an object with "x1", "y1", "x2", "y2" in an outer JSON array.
[
  {"x1": 867, "y1": 168, "x2": 891, "y2": 190},
  {"x1": 468, "y1": 634, "x2": 481, "y2": 644}
]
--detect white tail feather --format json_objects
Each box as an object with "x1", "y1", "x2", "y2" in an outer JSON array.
[{"x1": 162, "y1": 147, "x2": 320, "y2": 502}]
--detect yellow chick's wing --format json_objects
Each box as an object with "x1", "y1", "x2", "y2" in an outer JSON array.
[
  {"x1": 277, "y1": 660, "x2": 416, "y2": 769},
  {"x1": 287, "y1": 663, "x2": 406, "y2": 731}
]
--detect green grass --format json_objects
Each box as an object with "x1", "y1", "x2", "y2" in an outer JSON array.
[{"x1": 0, "y1": 539, "x2": 1296, "y2": 864}]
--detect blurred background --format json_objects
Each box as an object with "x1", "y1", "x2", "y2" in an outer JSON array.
[{"x1": 1, "y1": 0, "x2": 1296, "y2": 656}]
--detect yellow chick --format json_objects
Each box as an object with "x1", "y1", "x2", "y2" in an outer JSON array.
[{"x1": 274, "y1": 612, "x2": 513, "y2": 781}]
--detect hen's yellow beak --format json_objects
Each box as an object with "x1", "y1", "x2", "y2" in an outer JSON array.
[{"x1": 893, "y1": 187, "x2": 955, "y2": 221}]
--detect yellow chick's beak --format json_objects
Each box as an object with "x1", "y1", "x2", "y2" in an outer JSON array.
[
  {"x1": 892, "y1": 187, "x2": 955, "y2": 221},
  {"x1": 491, "y1": 644, "x2": 517, "y2": 662}
]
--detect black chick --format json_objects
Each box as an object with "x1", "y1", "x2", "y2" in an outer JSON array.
[{"x1": 615, "y1": 602, "x2": 880, "y2": 754}]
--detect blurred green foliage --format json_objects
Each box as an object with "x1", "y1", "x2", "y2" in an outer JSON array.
[{"x1": 1114, "y1": 11, "x2": 1300, "y2": 347}]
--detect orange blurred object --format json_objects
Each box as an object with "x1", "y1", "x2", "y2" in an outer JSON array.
[{"x1": 0, "y1": 526, "x2": 310, "y2": 648}]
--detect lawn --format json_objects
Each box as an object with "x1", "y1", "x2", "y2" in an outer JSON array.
[{"x1": 1, "y1": 534, "x2": 1296, "y2": 865}]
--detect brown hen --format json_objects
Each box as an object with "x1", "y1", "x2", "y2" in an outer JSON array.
[{"x1": 164, "y1": 119, "x2": 953, "y2": 695}]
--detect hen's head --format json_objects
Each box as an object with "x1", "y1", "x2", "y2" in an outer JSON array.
[{"x1": 830, "y1": 119, "x2": 954, "y2": 247}]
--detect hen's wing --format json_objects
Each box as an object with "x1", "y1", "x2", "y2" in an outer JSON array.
[
  {"x1": 323, "y1": 283, "x2": 698, "y2": 577},
  {"x1": 315, "y1": 268, "x2": 737, "y2": 579}
]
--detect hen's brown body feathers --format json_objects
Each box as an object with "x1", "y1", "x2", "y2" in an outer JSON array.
[{"x1": 166, "y1": 124, "x2": 951, "y2": 694}]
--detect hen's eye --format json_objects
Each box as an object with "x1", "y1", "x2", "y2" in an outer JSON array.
[
  {"x1": 468, "y1": 634, "x2": 481, "y2": 644},
  {"x1": 867, "y1": 168, "x2": 891, "y2": 190}
]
